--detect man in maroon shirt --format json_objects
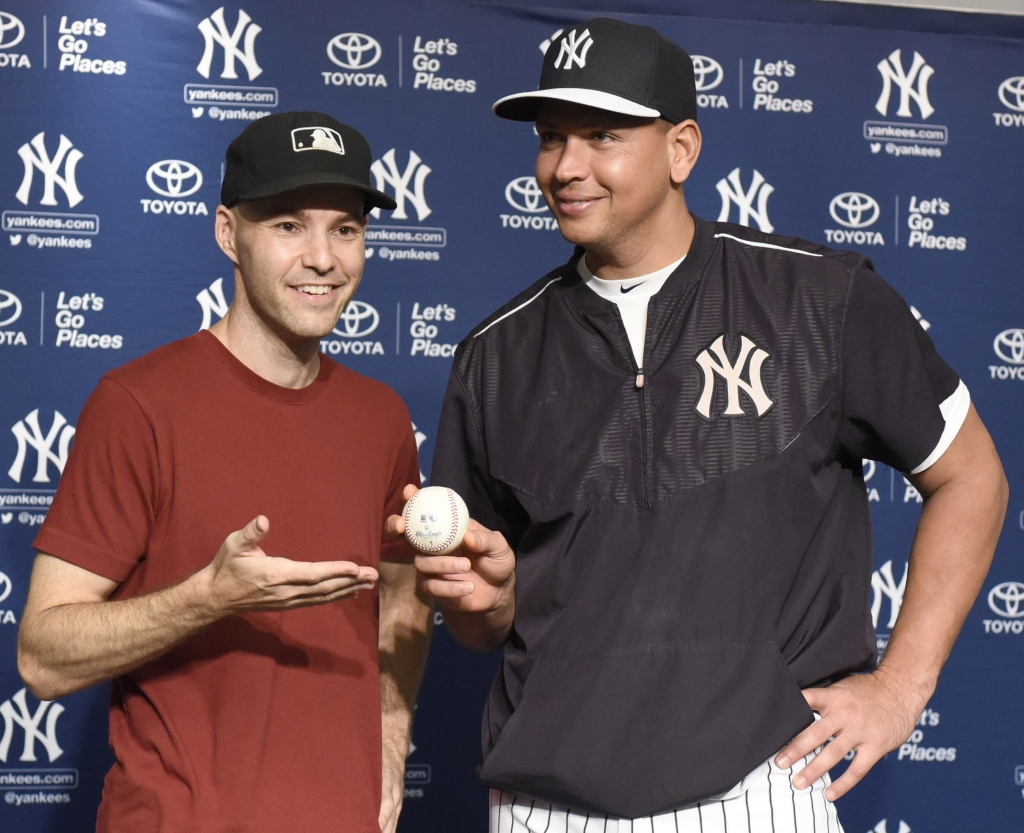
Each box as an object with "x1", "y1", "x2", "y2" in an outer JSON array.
[{"x1": 16, "y1": 112, "x2": 432, "y2": 833}]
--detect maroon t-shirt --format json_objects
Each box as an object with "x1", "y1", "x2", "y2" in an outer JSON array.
[{"x1": 33, "y1": 331, "x2": 419, "y2": 833}]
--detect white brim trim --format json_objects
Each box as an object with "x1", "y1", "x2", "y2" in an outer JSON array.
[
  {"x1": 910, "y1": 379, "x2": 971, "y2": 474},
  {"x1": 492, "y1": 88, "x2": 661, "y2": 120}
]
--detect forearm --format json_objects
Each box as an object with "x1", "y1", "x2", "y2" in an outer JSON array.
[
  {"x1": 880, "y1": 447, "x2": 1007, "y2": 699},
  {"x1": 21, "y1": 516, "x2": 376, "y2": 701},
  {"x1": 19, "y1": 566, "x2": 222, "y2": 700},
  {"x1": 379, "y1": 564, "x2": 433, "y2": 767}
]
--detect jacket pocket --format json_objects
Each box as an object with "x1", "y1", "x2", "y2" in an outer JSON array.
[{"x1": 479, "y1": 640, "x2": 813, "y2": 819}]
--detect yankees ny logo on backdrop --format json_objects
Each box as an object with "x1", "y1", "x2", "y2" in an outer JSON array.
[
  {"x1": 197, "y1": 278, "x2": 230, "y2": 331},
  {"x1": 0, "y1": 688, "x2": 64, "y2": 763},
  {"x1": 876, "y1": 49, "x2": 934, "y2": 119},
  {"x1": 694, "y1": 334, "x2": 775, "y2": 420},
  {"x1": 8, "y1": 410, "x2": 76, "y2": 484},
  {"x1": 716, "y1": 168, "x2": 774, "y2": 232},
  {"x1": 370, "y1": 149, "x2": 432, "y2": 221},
  {"x1": 197, "y1": 6, "x2": 262, "y2": 80},
  {"x1": 16, "y1": 132, "x2": 84, "y2": 208},
  {"x1": 554, "y1": 28, "x2": 593, "y2": 69},
  {"x1": 872, "y1": 560, "x2": 908, "y2": 629}
]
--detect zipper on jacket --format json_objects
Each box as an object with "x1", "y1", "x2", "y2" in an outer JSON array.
[
  {"x1": 636, "y1": 368, "x2": 652, "y2": 508},
  {"x1": 606, "y1": 304, "x2": 655, "y2": 509},
  {"x1": 637, "y1": 299, "x2": 657, "y2": 509},
  {"x1": 606, "y1": 305, "x2": 655, "y2": 506}
]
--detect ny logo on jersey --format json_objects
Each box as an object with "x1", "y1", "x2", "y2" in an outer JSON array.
[
  {"x1": 197, "y1": 6, "x2": 263, "y2": 81},
  {"x1": 871, "y1": 560, "x2": 907, "y2": 629},
  {"x1": 0, "y1": 688, "x2": 64, "y2": 763},
  {"x1": 196, "y1": 277, "x2": 230, "y2": 331},
  {"x1": 693, "y1": 334, "x2": 774, "y2": 421},
  {"x1": 369, "y1": 149, "x2": 432, "y2": 221},
  {"x1": 715, "y1": 168, "x2": 774, "y2": 233},
  {"x1": 8, "y1": 409, "x2": 76, "y2": 484},
  {"x1": 16, "y1": 132, "x2": 84, "y2": 208},
  {"x1": 553, "y1": 28, "x2": 593, "y2": 70},
  {"x1": 875, "y1": 49, "x2": 934, "y2": 119}
]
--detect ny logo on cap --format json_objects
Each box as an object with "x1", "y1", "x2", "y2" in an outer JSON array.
[
  {"x1": 554, "y1": 28, "x2": 593, "y2": 70},
  {"x1": 291, "y1": 127, "x2": 345, "y2": 155}
]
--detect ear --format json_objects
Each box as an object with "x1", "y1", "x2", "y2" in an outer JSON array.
[
  {"x1": 667, "y1": 120, "x2": 702, "y2": 186},
  {"x1": 214, "y1": 205, "x2": 241, "y2": 266}
]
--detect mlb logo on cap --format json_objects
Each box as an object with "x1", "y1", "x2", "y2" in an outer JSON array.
[
  {"x1": 221, "y1": 111, "x2": 395, "y2": 210},
  {"x1": 291, "y1": 126, "x2": 345, "y2": 155}
]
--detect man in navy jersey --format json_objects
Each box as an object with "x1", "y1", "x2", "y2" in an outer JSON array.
[{"x1": 393, "y1": 18, "x2": 1007, "y2": 832}]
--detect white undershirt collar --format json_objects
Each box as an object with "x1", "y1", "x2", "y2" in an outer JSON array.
[{"x1": 578, "y1": 253, "x2": 686, "y2": 368}]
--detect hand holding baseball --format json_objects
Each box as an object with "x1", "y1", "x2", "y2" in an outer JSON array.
[{"x1": 387, "y1": 485, "x2": 516, "y2": 615}]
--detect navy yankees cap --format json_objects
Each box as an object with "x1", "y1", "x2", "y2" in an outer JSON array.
[
  {"x1": 221, "y1": 111, "x2": 396, "y2": 211},
  {"x1": 493, "y1": 18, "x2": 697, "y2": 125}
]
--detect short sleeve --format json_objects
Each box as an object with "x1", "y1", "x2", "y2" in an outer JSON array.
[
  {"x1": 379, "y1": 419, "x2": 421, "y2": 564},
  {"x1": 430, "y1": 360, "x2": 530, "y2": 551},
  {"x1": 838, "y1": 264, "x2": 969, "y2": 474},
  {"x1": 33, "y1": 378, "x2": 159, "y2": 582}
]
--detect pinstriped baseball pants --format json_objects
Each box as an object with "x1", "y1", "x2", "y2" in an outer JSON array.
[{"x1": 489, "y1": 752, "x2": 845, "y2": 833}]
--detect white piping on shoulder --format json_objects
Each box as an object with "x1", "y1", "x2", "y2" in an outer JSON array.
[
  {"x1": 715, "y1": 232, "x2": 823, "y2": 257},
  {"x1": 910, "y1": 380, "x2": 971, "y2": 474},
  {"x1": 473, "y1": 277, "x2": 563, "y2": 338}
]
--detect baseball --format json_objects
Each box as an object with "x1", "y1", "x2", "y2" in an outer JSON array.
[{"x1": 403, "y1": 487, "x2": 470, "y2": 554}]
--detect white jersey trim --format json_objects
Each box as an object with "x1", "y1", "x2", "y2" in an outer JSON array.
[
  {"x1": 909, "y1": 379, "x2": 971, "y2": 474},
  {"x1": 715, "y1": 232, "x2": 824, "y2": 258},
  {"x1": 474, "y1": 278, "x2": 563, "y2": 338}
]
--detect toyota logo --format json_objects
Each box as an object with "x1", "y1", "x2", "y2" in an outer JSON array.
[
  {"x1": 998, "y1": 76, "x2": 1024, "y2": 113},
  {"x1": 146, "y1": 160, "x2": 203, "y2": 198},
  {"x1": 994, "y1": 329, "x2": 1024, "y2": 365},
  {"x1": 505, "y1": 177, "x2": 548, "y2": 213},
  {"x1": 0, "y1": 571, "x2": 9, "y2": 605},
  {"x1": 829, "y1": 192, "x2": 880, "y2": 229},
  {"x1": 691, "y1": 56, "x2": 723, "y2": 92},
  {"x1": 333, "y1": 300, "x2": 380, "y2": 338},
  {"x1": 988, "y1": 581, "x2": 1024, "y2": 618},
  {"x1": 0, "y1": 12, "x2": 25, "y2": 50},
  {"x1": 327, "y1": 33, "x2": 382, "y2": 70},
  {"x1": 0, "y1": 289, "x2": 22, "y2": 328}
]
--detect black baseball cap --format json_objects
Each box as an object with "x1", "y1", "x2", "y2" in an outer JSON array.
[
  {"x1": 221, "y1": 111, "x2": 397, "y2": 212},
  {"x1": 493, "y1": 18, "x2": 697, "y2": 125}
]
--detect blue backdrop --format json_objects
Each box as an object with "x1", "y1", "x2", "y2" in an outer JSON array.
[{"x1": 0, "y1": 1, "x2": 1022, "y2": 831}]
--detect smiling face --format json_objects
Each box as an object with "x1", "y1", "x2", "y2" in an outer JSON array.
[
  {"x1": 534, "y1": 101, "x2": 699, "y2": 262},
  {"x1": 215, "y1": 185, "x2": 367, "y2": 346}
]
